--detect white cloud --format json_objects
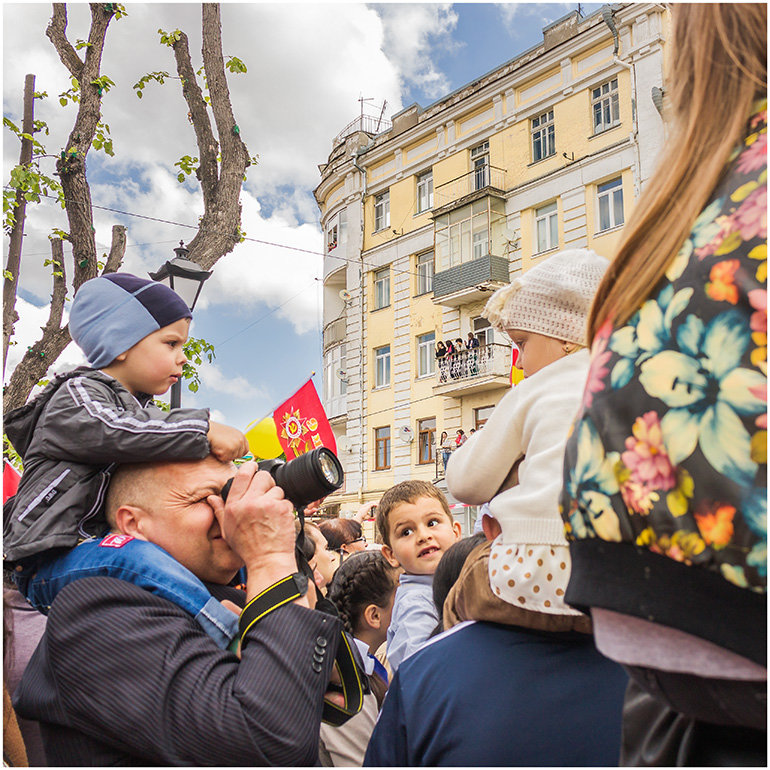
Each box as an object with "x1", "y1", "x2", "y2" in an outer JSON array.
[
  {"x1": 373, "y1": 3, "x2": 459, "y2": 100},
  {"x1": 197, "y1": 360, "x2": 266, "y2": 400}
]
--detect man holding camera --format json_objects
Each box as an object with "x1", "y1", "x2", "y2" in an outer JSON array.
[{"x1": 13, "y1": 455, "x2": 343, "y2": 765}]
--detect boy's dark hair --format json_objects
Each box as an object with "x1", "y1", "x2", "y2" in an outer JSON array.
[
  {"x1": 318, "y1": 518, "x2": 362, "y2": 551},
  {"x1": 429, "y1": 533, "x2": 486, "y2": 638},
  {"x1": 375, "y1": 480, "x2": 451, "y2": 548},
  {"x1": 327, "y1": 551, "x2": 399, "y2": 637}
]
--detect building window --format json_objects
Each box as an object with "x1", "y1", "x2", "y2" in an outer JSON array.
[
  {"x1": 534, "y1": 201, "x2": 558, "y2": 253},
  {"x1": 323, "y1": 343, "x2": 347, "y2": 417},
  {"x1": 416, "y1": 251, "x2": 434, "y2": 295},
  {"x1": 374, "y1": 345, "x2": 391, "y2": 388},
  {"x1": 597, "y1": 177, "x2": 624, "y2": 232},
  {"x1": 417, "y1": 417, "x2": 436, "y2": 464},
  {"x1": 471, "y1": 141, "x2": 490, "y2": 190},
  {"x1": 416, "y1": 170, "x2": 433, "y2": 213},
  {"x1": 473, "y1": 316, "x2": 494, "y2": 347},
  {"x1": 375, "y1": 426, "x2": 391, "y2": 470},
  {"x1": 531, "y1": 110, "x2": 555, "y2": 162},
  {"x1": 592, "y1": 78, "x2": 620, "y2": 134},
  {"x1": 374, "y1": 191, "x2": 390, "y2": 231},
  {"x1": 417, "y1": 331, "x2": 436, "y2": 377},
  {"x1": 326, "y1": 209, "x2": 347, "y2": 252},
  {"x1": 326, "y1": 224, "x2": 338, "y2": 252},
  {"x1": 474, "y1": 405, "x2": 495, "y2": 430},
  {"x1": 373, "y1": 267, "x2": 390, "y2": 309}
]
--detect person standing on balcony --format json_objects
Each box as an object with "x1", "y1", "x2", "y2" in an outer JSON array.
[
  {"x1": 444, "y1": 339, "x2": 457, "y2": 378},
  {"x1": 455, "y1": 429, "x2": 467, "y2": 448},
  {"x1": 467, "y1": 332, "x2": 480, "y2": 375},
  {"x1": 435, "y1": 341, "x2": 448, "y2": 383},
  {"x1": 454, "y1": 338, "x2": 466, "y2": 378}
]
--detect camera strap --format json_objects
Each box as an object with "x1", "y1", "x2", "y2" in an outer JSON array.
[{"x1": 294, "y1": 504, "x2": 368, "y2": 726}]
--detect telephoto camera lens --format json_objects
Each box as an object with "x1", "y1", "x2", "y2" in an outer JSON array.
[{"x1": 220, "y1": 447, "x2": 344, "y2": 510}]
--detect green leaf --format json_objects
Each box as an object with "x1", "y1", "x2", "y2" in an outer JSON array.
[{"x1": 225, "y1": 56, "x2": 248, "y2": 74}]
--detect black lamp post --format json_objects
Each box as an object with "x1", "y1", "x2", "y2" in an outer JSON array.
[{"x1": 149, "y1": 242, "x2": 212, "y2": 408}]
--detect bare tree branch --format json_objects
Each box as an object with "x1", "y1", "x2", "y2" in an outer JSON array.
[
  {"x1": 3, "y1": 74, "x2": 36, "y2": 372},
  {"x1": 3, "y1": 240, "x2": 71, "y2": 414},
  {"x1": 183, "y1": 3, "x2": 250, "y2": 270},
  {"x1": 46, "y1": 4, "x2": 84, "y2": 79},
  {"x1": 102, "y1": 224, "x2": 127, "y2": 275},
  {"x1": 52, "y1": 3, "x2": 116, "y2": 293},
  {"x1": 47, "y1": 238, "x2": 68, "y2": 331},
  {"x1": 171, "y1": 31, "x2": 219, "y2": 209}
]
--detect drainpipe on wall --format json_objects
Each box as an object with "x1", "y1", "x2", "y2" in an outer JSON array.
[
  {"x1": 602, "y1": 5, "x2": 642, "y2": 198},
  {"x1": 351, "y1": 145, "x2": 372, "y2": 502}
]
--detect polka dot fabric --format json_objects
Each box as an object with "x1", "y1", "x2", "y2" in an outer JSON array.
[{"x1": 488, "y1": 540, "x2": 582, "y2": 616}]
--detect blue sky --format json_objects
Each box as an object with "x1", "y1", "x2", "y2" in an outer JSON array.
[{"x1": 4, "y1": 3, "x2": 600, "y2": 432}]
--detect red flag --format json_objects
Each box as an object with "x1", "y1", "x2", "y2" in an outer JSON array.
[
  {"x1": 3, "y1": 460, "x2": 21, "y2": 504},
  {"x1": 273, "y1": 379, "x2": 337, "y2": 460}
]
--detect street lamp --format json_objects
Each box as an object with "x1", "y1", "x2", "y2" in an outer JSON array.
[{"x1": 149, "y1": 241, "x2": 212, "y2": 408}]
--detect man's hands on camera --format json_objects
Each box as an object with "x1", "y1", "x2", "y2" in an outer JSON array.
[{"x1": 208, "y1": 462, "x2": 311, "y2": 608}]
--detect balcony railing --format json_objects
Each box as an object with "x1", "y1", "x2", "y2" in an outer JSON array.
[
  {"x1": 434, "y1": 166, "x2": 507, "y2": 209},
  {"x1": 333, "y1": 114, "x2": 392, "y2": 147},
  {"x1": 323, "y1": 317, "x2": 346, "y2": 352},
  {"x1": 436, "y1": 343, "x2": 511, "y2": 384}
]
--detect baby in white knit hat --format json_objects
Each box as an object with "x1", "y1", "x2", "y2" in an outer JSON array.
[{"x1": 445, "y1": 248, "x2": 608, "y2": 628}]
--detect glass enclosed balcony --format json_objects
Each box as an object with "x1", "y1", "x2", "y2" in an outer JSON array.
[{"x1": 432, "y1": 197, "x2": 509, "y2": 306}]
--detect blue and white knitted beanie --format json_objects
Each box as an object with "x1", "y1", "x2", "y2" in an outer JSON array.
[{"x1": 69, "y1": 273, "x2": 192, "y2": 368}]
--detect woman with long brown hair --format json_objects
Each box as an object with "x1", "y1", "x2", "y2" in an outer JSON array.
[{"x1": 559, "y1": 4, "x2": 766, "y2": 764}]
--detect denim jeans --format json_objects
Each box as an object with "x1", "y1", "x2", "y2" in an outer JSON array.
[{"x1": 17, "y1": 536, "x2": 239, "y2": 649}]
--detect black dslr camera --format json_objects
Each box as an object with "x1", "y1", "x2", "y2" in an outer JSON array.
[{"x1": 220, "y1": 446, "x2": 344, "y2": 509}]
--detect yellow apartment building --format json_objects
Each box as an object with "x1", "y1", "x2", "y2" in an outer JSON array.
[{"x1": 314, "y1": 4, "x2": 668, "y2": 533}]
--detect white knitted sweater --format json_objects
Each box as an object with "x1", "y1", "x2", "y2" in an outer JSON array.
[{"x1": 446, "y1": 350, "x2": 589, "y2": 545}]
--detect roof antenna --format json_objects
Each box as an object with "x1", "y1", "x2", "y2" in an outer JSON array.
[{"x1": 376, "y1": 100, "x2": 388, "y2": 132}]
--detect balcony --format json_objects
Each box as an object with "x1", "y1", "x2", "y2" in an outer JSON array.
[
  {"x1": 432, "y1": 195, "x2": 509, "y2": 307},
  {"x1": 323, "y1": 317, "x2": 346, "y2": 353},
  {"x1": 433, "y1": 166, "x2": 506, "y2": 213},
  {"x1": 432, "y1": 253, "x2": 509, "y2": 307},
  {"x1": 433, "y1": 343, "x2": 512, "y2": 397}
]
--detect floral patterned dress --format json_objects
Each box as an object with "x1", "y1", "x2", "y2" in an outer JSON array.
[{"x1": 559, "y1": 101, "x2": 766, "y2": 660}]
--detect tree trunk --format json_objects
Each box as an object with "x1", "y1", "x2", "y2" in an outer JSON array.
[
  {"x1": 3, "y1": 240, "x2": 70, "y2": 413},
  {"x1": 48, "y1": 3, "x2": 115, "y2": 292},
  {"x1": 3, "y1": 74, "x2": 36, "y2": 372}
]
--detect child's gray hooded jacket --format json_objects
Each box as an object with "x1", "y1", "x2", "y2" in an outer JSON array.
[{"x1": 4, "y1": 367, "x2": 210, "y2": 563}]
